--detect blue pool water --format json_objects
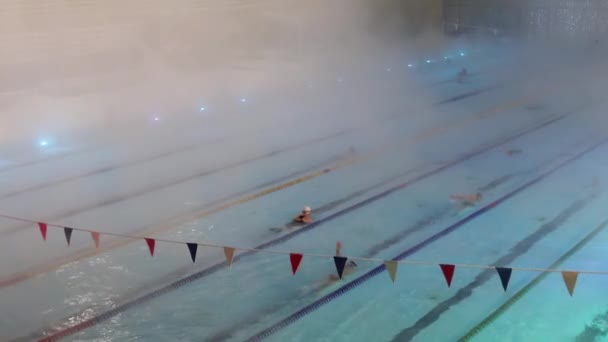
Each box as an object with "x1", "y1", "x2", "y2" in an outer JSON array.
[{"x1": 2, "y1": 43, "x2": 608, "y2": 342}]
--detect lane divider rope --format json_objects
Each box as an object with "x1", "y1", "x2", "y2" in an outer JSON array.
[
  {"x1": 38, "y1": 109, "x2": 572, "y2": 341},
  {"x1": 244, "y1": 137, "x2": 608, "y2": 341},
  {"x1": 458, "y1": 218, "x2": 608, "y2": 341},
  {"x1": 0, "y1": 90, "x2": 545, "y2": 289}
]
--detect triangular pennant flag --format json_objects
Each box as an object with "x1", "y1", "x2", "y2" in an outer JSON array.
[
  {"x1": 334, "y1": 256, "x2": 348, "y2": 279},
  {"x1": 64, "y1": 227, "x2": 73, "y2": 246},
  {"x1": 91, "y1": 231, "x2": 100, "y2": 248},
  {"x1": 187, "y1": 243, "x2": 198, "y2": 263},
  {"x1": 495, "y1": 267, "x2": 512, "y2": 291},
  {"x1": 145, "y1": 238, "x2": 155, "y2": 257},
  {"x1": 562, "y1": 271, "x2": 579, "y2": 296},
  {"x1": 384, "y1": 261, "x2": 398, "y2": 283},
  {"x1": 439, "y1": 264, "x2": 455, "y2": 287},
  {"x1": 224, "y1": 247, "x2": 235, "y2": 267},
  {"x1": 38, "y1": 222, "x2": 48, "y2": 241},
  {"x1": 289, "y1": 253, "x2": 303, "y2": 275}
]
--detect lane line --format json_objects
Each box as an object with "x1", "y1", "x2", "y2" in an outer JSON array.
[
  {"x1": 390, "y1": 189, "x2": 601, "y2": 341},
  {"x1": 0, "y1": 146, "x2": 102, "y2": 175},
  {"x1": 0, "y1": 154, "x2": 357, "y2": 289},
  {"x1": 2, "y1": 81, "x2": 505, "y2": 235},
  {"x1": 434, "y1": 85, "x2": 501, "y2": 105},
  {"x1": 205, "y1": 128, "x2": 594, "y2": 341},
  {"x1": 0, "y1": 61, "x2": 495, "y2": 175},
  {"x1": 458, "y1": 220, "x2": 608, "y2": 341},
  {"x1": 2, "y1": 81, "x2": 505, "y2": 199},
  {"x1": 0, "y1": 137, "x2": 224, "y2": 199},
  {"x1": 38, "y1": 109, "x2": 571, "y2": 342},
  {"x1": 0, "y1": 128, "x2": 353, "y2": 235},
  {"x1": 244, "y1": 137, "x2": 608, "y2": 342},
  {"x1": 204, "y1": 171, "x2": 539, "y2": 341},
  {"x1": 0, "y1": 88, "x2": 547, "y2": 287}
]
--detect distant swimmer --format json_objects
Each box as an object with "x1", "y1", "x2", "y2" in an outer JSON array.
[
  {"x1": 451, "y1": 193, "x2": 482, "y2": 206},
  {"x1": 336, "y1": 146, "x2": 357, "y2": 163},
  {"x1": 505, "y1": 148, "x2": 523, "y2": 156},
  {"x1": 294, "y1": 206, "x2": 313, "y2": 224},
  {"x1": 457, "y1": 68, "x2": 468, "y2": 83}
]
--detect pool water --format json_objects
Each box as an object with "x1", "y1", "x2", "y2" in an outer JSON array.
[{"x1": 2, "y1": 43, "x2": 608, "y2": 342}]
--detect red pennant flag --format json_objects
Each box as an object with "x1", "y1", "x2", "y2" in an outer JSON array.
[
  {"x1": 187, "y1": 243, "x2": 198, "y2": 263},
  {"x1": 145, "y1": 238, "x2": 155, "y2": 256},
  {"x1": 64, "y1": 227, "x2": 73, "y2": 246},
  {"x1": 91, "y1": 231, "x2": 100, "y2": 248},
  {"x1": 334, "y1": 256, "x2": 348, "y2": 279},
  {"x1": 439, "y1": 264, "x2": 455, "y2": 287},
  {"x1": 289, "y1": 253, "x2": 303, "y2": 275},
  {"x1": 38, "y1": 222, "x2": 48, "y2": 241}
]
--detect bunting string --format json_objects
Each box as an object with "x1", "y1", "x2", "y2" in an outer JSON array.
[{"x1": 1, "y1": 212, "x2": 607, "y2": 295}]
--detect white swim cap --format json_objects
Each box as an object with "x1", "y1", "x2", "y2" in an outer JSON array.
[{"x1": 303, "y1": 206, "x2": 311, "y2": 212}]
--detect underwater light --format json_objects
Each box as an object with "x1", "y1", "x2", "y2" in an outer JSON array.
[
  {"x1": 39, "y1": 140, "x2": 49, "y2": 147},
  {"x1": 200, "y1": 107, "x2": 206, "y2": 111},
  {"x1": 240, "y1": 98, "x2": 247, "y2": 102},
  {"x1": 407, "y1": 64, "x2": 413, "y2": 67},
  {"x1": 426, "y1": 60, "x2": 431, "y2": 64},
  {"x1": 460, "y1": 52, "x2": 466, "y2": 56},
  {"x1": 154, "y1": 117, "x2": 160, "y2": 121}
]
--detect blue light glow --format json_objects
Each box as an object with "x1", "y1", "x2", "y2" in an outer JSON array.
[
  {"x1": 200, "y1": 107, "x2": 206, "y2": 111},
  {"x1": 39, "y1": 140, "x2": 49, "y2": 147},
  {"x1": 426, "y1": 60, "x2": 431, "y2": 64},
  {"x1": 460, "y1": 52, "x2": 465, "y2": 56},
  {"x1": 407, "y1": 64, "x2": 413, "y2": 68},
  {"x1": 240, "y1": 98, "x2": 247, "y2": 102}
]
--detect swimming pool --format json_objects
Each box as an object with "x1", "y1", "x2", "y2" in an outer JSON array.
[{"x1": 2, "y1": 43, "x2": 608, "y2": 342}]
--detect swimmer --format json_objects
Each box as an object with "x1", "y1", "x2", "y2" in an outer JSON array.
[
  {"x1": 322, "y1": 260, "x2": 358, "y2": 284},
  {"x1": 300, "y1": 259, "x2": 359, "y2": 296},
  {"x1": 293, "y1": 206, "x2": 313, "y2": 224},
  {"x1": 268, "y1": 206, "x2": 313, "y2": 233},
  {"x1": 303, "y1": 241, "x2": 359, "y2": 294},
  {"x1": 450, "y1": 193, "x2": 482, "y2": 206},
  {"x1": 317, "y1": 241, "x2": 358, "y2": 289}
]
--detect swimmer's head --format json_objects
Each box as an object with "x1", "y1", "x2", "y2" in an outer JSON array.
[{"x1": 302, "y1": 206, "x2": 311, "y2": 214}]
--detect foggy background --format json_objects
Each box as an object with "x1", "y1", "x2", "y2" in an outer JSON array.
[
  {"x1": 2, "y1": 0, "x2": 608, "y2": 149},
  {"x1": 0, "y1": 0, "x2": 443, "y2": 147}
]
